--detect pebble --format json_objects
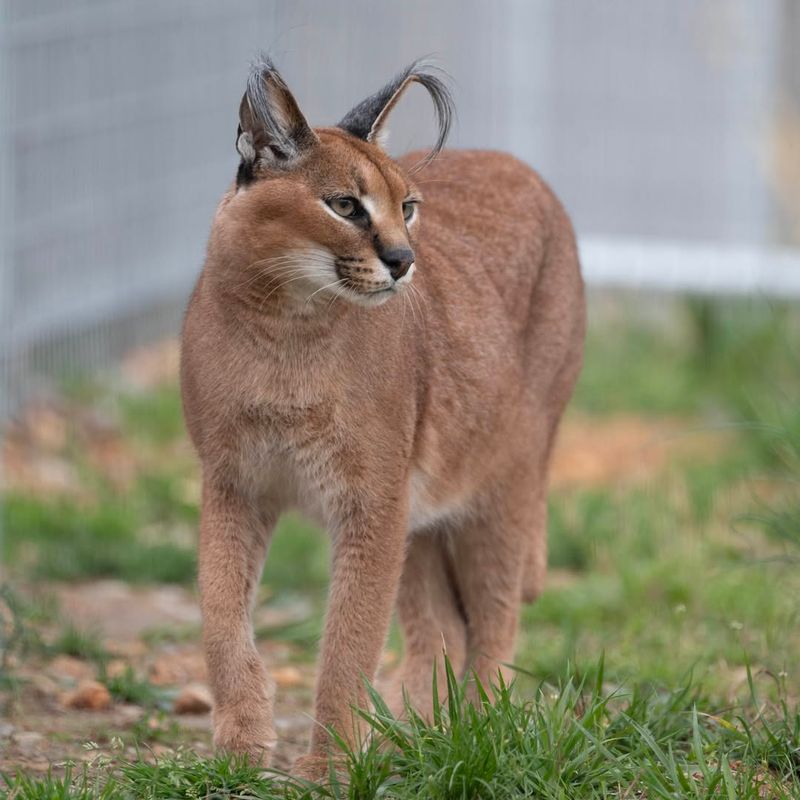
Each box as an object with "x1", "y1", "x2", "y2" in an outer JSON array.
[
  {"x1": 173, "y1": 683, "x2": 213, "y2": 714},
  {"x1": 117, "y1": 703, "x2": 145, "y2": 723},
  {"x1": 104, "y1": 658, "x2": 129, "y2": 679},
  {"x1": 272, "y1": 665, "x2": 305, "y2": 689},
  {"x1": 49, "y1": 654, "x2": 94, "y2": 682},
  {"x1": 63, "y1": 679, "x2": 112, "y2": 710},
  {"x1": 12, "y1": 731, "x2": 44, "y2": 753},
  {"x1": 30, "y1": 674, "x2": 61, "y2": 698}
]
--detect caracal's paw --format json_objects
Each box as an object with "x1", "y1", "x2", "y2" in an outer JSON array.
[
  {"x1": 212, "y1": 704, "x2": 276, "y2": 766},
  {"x1": 381, "y1": 674, "x2": 443, "y2": 722},
  {"x1": 292, "y1": 753, "x2": 346, "y2": 784}
]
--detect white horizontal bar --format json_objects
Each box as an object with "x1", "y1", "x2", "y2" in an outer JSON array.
[{"x1": 579, "y1": 236, "x2": 800, "y2": 298}]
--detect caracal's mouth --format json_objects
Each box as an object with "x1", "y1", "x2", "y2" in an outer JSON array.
[
  {"x1": 329, "y1": 258, "x2": 414, "y2": 306},
  {"x1": 338, "y1": 281, "x2": 399, "y2": 307}
]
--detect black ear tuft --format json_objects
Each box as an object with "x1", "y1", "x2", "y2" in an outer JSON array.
[
  {"x1": 337, "y1": 59, "x2": 454, "y2": 163},
  {"x1": 236, "y1": 54, "x2": 318, "y2": 181}
]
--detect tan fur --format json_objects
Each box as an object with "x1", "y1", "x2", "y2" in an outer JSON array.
[{"x1": 181, "y1": 79, "x2": 584, "y2": 778}]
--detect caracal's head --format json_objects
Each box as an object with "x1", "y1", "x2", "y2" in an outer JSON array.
[{"x1": 213, "y1": 56, "x2": 454, "y2": 310}]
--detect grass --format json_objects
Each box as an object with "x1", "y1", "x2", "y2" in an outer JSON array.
[
  {"x1": 0, "y1": 586, "x2": 47, "y2": 693},
  {"x1": 99, "y1": 666, "x2": 169, "y2": 709},
  {"x1": 52, "y1": 624, "x2": 109, "y2": 665},
  {"x1": 3, "y1": 660, "x2": 800, "y2": 798},
  {"x1": 1, "y1": 492, "x2": 327, "y2": 590},
  {"x1": 574, "y1": 296, "x2": 800, "y2": 419},
  {"x1": 1, "y1": 489, "x2": 197, "y2": 584},
  {"x1": 2, "y1": 295, "x2": 799, "y2": 796},
  {"x1": 525, "y1": 465, "x2": 800, "y2": 698}
]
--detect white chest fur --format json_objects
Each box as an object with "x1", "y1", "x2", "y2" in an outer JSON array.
[{"x1": 408, "y1": 468, "x2": 466, "y2": 533}]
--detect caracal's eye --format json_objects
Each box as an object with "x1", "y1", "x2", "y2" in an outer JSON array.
[
  {"x1": 402, "y1": 201, "x2": 416, "y2": 222},
  {"x1": 328, "y1": 197, "x2": 359, "y2": 218}
]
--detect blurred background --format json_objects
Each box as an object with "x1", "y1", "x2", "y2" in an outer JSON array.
[
  {"x1": 2, "y1": 0, "x2": 800, "y2": 409},
  {"x1": 1, "y1": 0, "x2": 799, "y2": 778}
]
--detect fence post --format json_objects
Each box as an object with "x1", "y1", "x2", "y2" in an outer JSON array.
[
  {"x1": 0, "y1": 0, "x2": 11, "y2": 578},
  {"x1": 0, "y1": 0, "x2": 13, "y2": 421},
  {"x1": 777, "y1": 0, "x2": 800, "y2": 245}
]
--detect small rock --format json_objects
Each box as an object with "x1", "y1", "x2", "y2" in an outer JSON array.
[
  {"x1": 117, "y1": 703, "x2": 145, "y2": 723},
  {"x1": 105, "y1": 658, "x2": 129, "y2": 679},
  {"x1": 105, "y1": 640, "x2": 148, "y2": 659},
  {"x1": 272, "y1": 665, "x2": 305, "y2": 688},
  {"x1": 13, "y1": 731, "x2": 44, "y2": 754},
  {"x1": 0, "y1": 721, "x2": 14, "y2": 738},
  {"x1": 274, "y1": 712, "x2": 312, "y2": 734},
  {"x1": 29, "y1": 674, "x2": 60, "y2": 698},
  {"x1": 254, "y1": 598, "x2": 312, "y2": 630},
  {"x1": 64, "y1": 679, "x2": 111, "y2": 710},
  {"x1": 150, "y1": 650, "x2": 206, "y2": 685},
  {"x1": 173, "y1": 684, "x2": 213, "y2": 714},
  {"x1": 49, "y1": 654, "x2": 95, "y2": 682}
]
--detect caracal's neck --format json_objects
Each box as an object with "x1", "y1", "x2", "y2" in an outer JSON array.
[{"x1": 221, "y1": 287, "x2": 352, "y2": 350}]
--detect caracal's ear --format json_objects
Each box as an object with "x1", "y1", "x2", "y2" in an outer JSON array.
[
  {"x1": 337, "y1": 60, "x2": 454, "y2": 164},
  {"x1": 236, "y1": 54, "x2": 318, "y2": 183}
]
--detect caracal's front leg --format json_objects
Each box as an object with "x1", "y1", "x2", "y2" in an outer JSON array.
[
  {"x1": 294, "y1": 497, "x2": 408, "y2": 779},
  {"x1": 199, "y1": 480, "x2": 276, "y2": 764}
]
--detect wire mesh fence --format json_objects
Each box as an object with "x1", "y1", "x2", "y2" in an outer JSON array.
[{"x1": 1, "y1": 0, "x2": 798, "y2": 414}]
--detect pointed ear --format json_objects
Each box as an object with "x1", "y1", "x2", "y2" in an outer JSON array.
[
  {"x1": 337, "y1": 60, "x2": 454, "y2": 162},
  {"x1": 236, "y1": 55, "x2": 318, "y2": 179}
]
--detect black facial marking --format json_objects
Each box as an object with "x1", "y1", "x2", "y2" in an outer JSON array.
[{"x1": 236, "y1": 160, "x2": 255, "y2": 187}]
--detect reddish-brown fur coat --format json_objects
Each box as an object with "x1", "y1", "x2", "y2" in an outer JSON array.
[{"x1": 182, "y1": 125, "x2": 584, "y2": 777}]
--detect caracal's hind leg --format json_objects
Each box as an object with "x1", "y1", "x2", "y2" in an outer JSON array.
[
  {"x1": 520, "y1": 312, "x2": 586, "y2": 602},
  {"x1": 383, "y1": 530, "x2": 468, "y2": 717},
  {"x1": 450, "y1": 474, "x2": 540, "y2": 693},
  {"x1": 521, "y1": 488, "x2": 548, "y2": 603},
  {"x1": 520, "y1": 414, "x2": 570, "y2": 604}
]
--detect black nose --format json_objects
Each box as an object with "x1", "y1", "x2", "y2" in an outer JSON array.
[{"x1": 380, "y1": 247, "x2": 415, "y2": 280}]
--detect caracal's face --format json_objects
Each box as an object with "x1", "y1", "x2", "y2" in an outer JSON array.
[{"x1": 228, "y1": 128, "x2": 421, "y2": 308}]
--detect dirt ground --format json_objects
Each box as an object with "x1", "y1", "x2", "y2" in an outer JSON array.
[
  {"x1": 1, "y1": 577, "x2": 319, "y2": 773},
  {"x1": 0, "y1": 391, "x2": 730, "y2": 776}
]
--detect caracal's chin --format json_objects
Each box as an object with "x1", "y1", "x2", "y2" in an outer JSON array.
[{"x1": 341, "y1": 285, "x2": 402, "y2": 307}]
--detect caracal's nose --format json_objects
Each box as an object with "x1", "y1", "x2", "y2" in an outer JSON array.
[{"x1": 380, "y1": 247, "x2": 415, "y2": 280}]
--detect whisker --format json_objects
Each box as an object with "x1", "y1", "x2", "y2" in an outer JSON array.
[
  {"x1": 259, "y1": 273, "x2": 323, "y2": 310},
  {"x1": 246, "y1": 253, "x2": 336, "y2": 268},
  {"x1": 408, "y1": 283, "x2": 427, "y2": 331},
  {"x1": 238, "y1": 267, "x2": 324, "y2": 295},
  {"x1": 233, "y1": 261, "x2": 317, "y2": 291},
  {"x1": 326, "y1": 282, "x2": 354, "y2": 314},
  {"x1": 234, "y1": 254, "x2": 337, "y2": 290},
  {"x1": 399, "y1": 285, "x2": 408, "y2": 332},
  {"x1": 261, "y1": 267, "x2": 331, "y2": 282},
  {"x1": 405, "y1": 289, "x2": 418, "y2": 329},
  {"x1": 304, "y1": 278, "x2": 346, "y2": 306},
  {"x1": 326, "y1": 284, "x2": 347, "y2": 313}
]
